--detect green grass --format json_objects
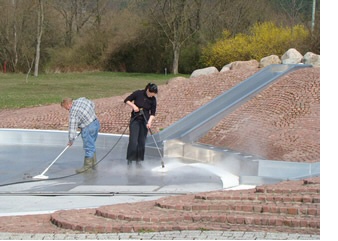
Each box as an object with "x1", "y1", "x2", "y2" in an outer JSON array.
[{"x1": 0, "y1": 72, "x2": 188, "y2": 109}]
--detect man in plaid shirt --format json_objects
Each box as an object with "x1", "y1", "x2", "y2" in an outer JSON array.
[{"x1": 61, "y1": 97, "x2": 100, "y2": 173}]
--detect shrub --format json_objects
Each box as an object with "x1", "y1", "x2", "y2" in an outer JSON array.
[{"x1": 201, "y1": 22, "x2": 309, "y2": 69}]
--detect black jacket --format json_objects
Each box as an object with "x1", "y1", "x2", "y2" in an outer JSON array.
[{"x1": 124, "y1": 89, "x2": 157, "y2": 121}]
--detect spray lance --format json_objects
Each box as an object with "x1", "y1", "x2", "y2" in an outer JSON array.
[{"x1": 139, "y1": 109, "x2": 165, "y2": 168}]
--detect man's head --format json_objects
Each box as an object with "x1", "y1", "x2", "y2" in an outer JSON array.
[{"x1": 61, "y1": 98, "x2": 73, "y2": 111}]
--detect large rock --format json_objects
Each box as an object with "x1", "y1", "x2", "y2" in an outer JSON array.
[
  {"x1": 259, "y1": 55, "x2": 281, "y2": 68},
  {"x1": 230, "y1": 60, "x2": 259, "y2": 70},
  {"x1": 303, "y1": 52, "x2": 320, "y2": 67},
  {"x1": 220, "y1": 64, "x2": 231, "y2": 73},
  {"x1": 190, "y1": 66, "x2": 219, "y2": 78},
  {"x1": 281, "y1": 48, "x2": 303, "y2": 64}
]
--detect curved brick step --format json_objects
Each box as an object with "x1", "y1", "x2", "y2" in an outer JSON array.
[
  {"x1": 153, "y1": 186, "x2": 319, "y2": 217},
  {"x1": 96, "y1": 201, "x2": 186, "y2": 223},
  {"x1": 95, "y1": 198, "x2": 319, "y2": 226},
  {"x1": 155, "y1": 199, "x2": 319, "y2": 217},
  {"x1": 50, "y1": 208, "x2": 240, "y2": 233},
  {"x1": 194, "y1": 190, "x2": 320, "y2": 203},
  {"x1": 96, "y1": 203, "x2": 319, "y2": 227},
  {"x1": 194, "y1": 178, "x2": 320, "y2": 202},
  {"x1": 154, "y1": 194, "x2": 320, "y2": 215},
  {"x1": 51, "y1": 205, "x2": 320, "y2": 234},
  {"x1": 50, "y1": 178, "x2": 320, "y2": 234},
  {"x1": 255, "y1": 178, "x2": 320, "y2": 194},
  {"x1": 51, "y1": 208, "x2": 189, "y2": 233},
  {"x1": 195, "y1": 177, "x2": 320, "y2": 200}
]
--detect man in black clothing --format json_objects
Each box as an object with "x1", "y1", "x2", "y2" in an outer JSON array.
[{"x1": 124, "y1": 83, "x2": 158, "y2": 164}]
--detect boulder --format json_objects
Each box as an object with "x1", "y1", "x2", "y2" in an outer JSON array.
[
  {"x1": 190, "y1": 66, "x2": 219, "y2": 78},
  {"x1": 259, "y1": 55, "x2": 281, "y2": 68},
  {"x1": 303, "y1": 52, "x2": 320, "y2": 67},
  {"x1": 230, "y1": 60, "x2": 259, "y2": 70},
  {"x1": 281, "y1": 48, "x2": 303, "y2": 64},
  {"x1": 220, "y1": 64, "x2": 231, "y2": 72}
]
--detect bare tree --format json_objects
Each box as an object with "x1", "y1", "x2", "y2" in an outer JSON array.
[
  {"x1": 279, "y1": 0, "x2": 305, "y2": 28},
  {"x1": 34, "y1": 0, "x2": 44, "y2": 77},
  {"x1": 202, "y1": 0, "x2": 274, "y2": 40},
  {"x1": 147, "y1": 0, "x2": 267, "y2": 74},
  {"x1": 11, "y1": 0, "x2": 19, "y2": 71},
  {"x1": 52, "y1": 0, "x2": 100, "y2": 47},
  {"x1": 0, "y1": 0, "x2": 38, "y2": 73},
  {"x1": 149, "y1": 0, "x2": 205, "y2": 74}
]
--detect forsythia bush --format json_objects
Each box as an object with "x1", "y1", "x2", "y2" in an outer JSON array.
[{"x1": 201, "y1": 22, "x2": 309, "y2": 69}]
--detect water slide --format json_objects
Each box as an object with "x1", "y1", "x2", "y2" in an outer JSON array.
[{"x1": 150, "y1": 64, "x2": 312, "y2": 144}]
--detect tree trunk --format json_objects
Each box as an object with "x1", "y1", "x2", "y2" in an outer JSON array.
[
  {"x1": 12, "y1": 0, "x2": 18, "y2": 71},
  {"x1": 172, "y1": 44, "x2": 180, "y2": 75},
  {"x1": 34, "y1": 0, "x2": 44, "y2": 77}
]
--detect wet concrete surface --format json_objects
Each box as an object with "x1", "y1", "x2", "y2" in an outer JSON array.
[
  {"x1": 0, "y1": 142, "x2": 225, "y2": 194},
  {"x1": 0, "y1": 129, "x2": 236, "y2": 216}
]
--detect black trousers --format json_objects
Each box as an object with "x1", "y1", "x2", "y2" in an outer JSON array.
[{"x1": 126, "y1": 118, "x2": 148, "y2": 161}]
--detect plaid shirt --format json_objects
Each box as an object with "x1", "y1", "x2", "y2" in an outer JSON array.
[{"x1": 68, "y1": 97, "x2": 97, "y2": 141}]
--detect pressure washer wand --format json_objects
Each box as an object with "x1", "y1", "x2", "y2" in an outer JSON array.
[
  {"x1": 33, "y1": 145, "x2": 70, "y2": 179},
  {"x1": 148, "y1": 128, "x2": 165, "y2": 168},
  {"x1": 140, "y1": 109, "x2": 165, "y2": 168},
  {"x1": 33, "y1": 132, "x2": 81, "y2": 179}
]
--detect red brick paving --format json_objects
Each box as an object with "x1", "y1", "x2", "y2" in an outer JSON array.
[{"x1": 0, "y1": 67, "x2": 320, "y2": 234}]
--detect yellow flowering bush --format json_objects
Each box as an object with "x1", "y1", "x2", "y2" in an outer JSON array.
[{"x1": 201, "y1": 22, "x2": 309, "y2": 69}]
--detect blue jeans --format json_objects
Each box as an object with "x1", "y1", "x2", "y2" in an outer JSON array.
[{"x1": 81, "y1": 119, "x2": 100, "y2": 158}]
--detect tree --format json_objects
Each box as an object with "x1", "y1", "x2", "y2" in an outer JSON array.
[
  {"x1": 0, "y1": 0, "x2": 38, "y2": 73},
  {"x1": 148, "y1": 0, "x2": 204, "y2": 74},
  {"x1": 52, "y1": 0, "x2": 99, "y2": 47},
  {"x1": 279, "y1": 0, "x2": 306, "y2": 30},
  {"x1": 0, "y1": 0, "x2": 20, "y2": 70}
]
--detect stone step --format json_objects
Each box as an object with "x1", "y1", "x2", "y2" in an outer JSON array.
[
  {"x1": 50, "y1": 178, "x2": 320, "y2": 234},
  {"x1": 193, "y1": 179, "x2": 320, "y2": 204},
  {"x1": 170, "y1": 193, "x2": 320, "y2": 205},
  {"x1": 51, "y1": 205, "x2": 320, "y2": 234},
  {"x1": 154, "y1": 200, "x2": 319, "y2": 216},
  {"x1": 255, "y1": 178, "x2": 320, "y2": 194},
  {"x1": 96, "y1": 203, "x2": 319, "y2": 223},
  {"x1": 51, "y1": 208, "x2": 241, "y2": 233},
  {"x1": 95, "y1": 195, "x2": 319, "y2": 220},
  {"x1": 194, "y1": 191, "x2": 320, "y2": 203}
]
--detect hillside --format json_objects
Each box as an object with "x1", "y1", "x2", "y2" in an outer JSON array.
[{"x1": 0, "y1": 67, "x2": 320, "y2": 163}]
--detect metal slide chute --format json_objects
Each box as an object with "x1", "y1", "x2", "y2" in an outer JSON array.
[{"x1": 149, "y1": 64, "x2": 312, "y2": 145}]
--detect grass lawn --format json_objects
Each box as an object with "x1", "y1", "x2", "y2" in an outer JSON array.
[{"x1": 0, "y1": 72, "x2": 188, "y2": 109}]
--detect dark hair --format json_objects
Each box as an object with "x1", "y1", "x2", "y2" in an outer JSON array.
[{"x1": 145, "y1": 83, "x2": 158, "y2": 94}]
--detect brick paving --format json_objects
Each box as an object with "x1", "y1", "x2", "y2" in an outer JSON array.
[
  {"x1": 47, "y1": 177, "x2": 319, "y2": 235},
  {"x1": 0, "y1": 68, "x2": 320, "y2": 236}
]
